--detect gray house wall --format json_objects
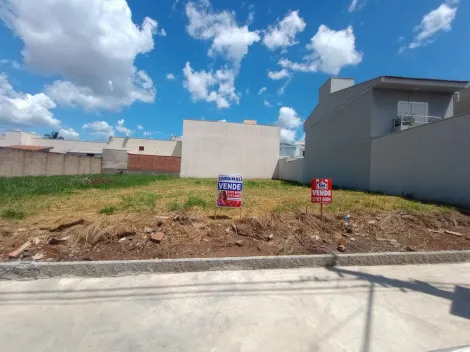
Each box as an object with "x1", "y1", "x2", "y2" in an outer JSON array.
[
  {"x1": 371, "y1": 89, "x2": 454, "y2": 138},
  {"x1": 305, "y1": 78, "x2": 379, "y2": 128},
  {"x1": 454, "y1": 87, "x2": 470, "y2": 115},
  {"x1": 304, "y1": 90, "x2": 373, "y2": 190},
  {"x1": 370, "y1": 113, "x2": 470, "y2": 207}
]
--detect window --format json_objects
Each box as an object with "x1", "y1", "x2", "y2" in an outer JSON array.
[
  {"x1": 139, "y1": 146, "x2": 144, "y2": 151},
  {"x1": 398, "y1": 101, "x2": 428, "y2": 117}
]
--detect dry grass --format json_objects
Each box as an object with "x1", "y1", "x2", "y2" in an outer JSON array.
[
  {"x1": 0, "y1": 177, "x2": 454, "y2": 223},
  {"x1": 1, "y1": 176, "x2": 463, "y2": 257}
]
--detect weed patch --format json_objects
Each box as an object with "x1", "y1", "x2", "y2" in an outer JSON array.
[
  {"x1": 183, "y1": 196, "x2": 208, "y2": 209},
  {"x1": 1, "y1": 209, "x2": 26, "y2": 220},
  {"x1": 99, "y1": 206, "x2": 117, "y2": 215},
  {"x1": 120, "y1": 192, "x2": 159, "y2": 211}
]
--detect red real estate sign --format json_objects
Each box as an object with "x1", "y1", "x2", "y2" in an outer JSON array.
[{"x1": 311, "y1": 178, "x2": 333, "y2": 204}]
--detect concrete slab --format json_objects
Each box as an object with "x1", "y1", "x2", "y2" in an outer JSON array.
[{"x1": 0, "y1": 263, "x2": 469, "y2": 352}]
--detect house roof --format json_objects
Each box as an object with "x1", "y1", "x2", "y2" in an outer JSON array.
[
  {"x1": 7, "y1": 145, "x2": 53, "y2": 151},
  {"x1": 382, "y1": 76, "x2": 468, "y2": 84}
]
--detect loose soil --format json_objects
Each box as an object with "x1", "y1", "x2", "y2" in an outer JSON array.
[{"x1": 1, "y1": 211, "x2": 470, "y2": 262}]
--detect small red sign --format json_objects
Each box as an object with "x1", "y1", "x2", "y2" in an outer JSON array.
[{"x1": 311, "y1": 178, "x2": 332, "y2": 204}]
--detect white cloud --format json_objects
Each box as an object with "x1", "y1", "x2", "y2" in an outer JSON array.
[
  {"x1": 408, "y1": 3, "x2": 458, "y2": 50},
  {"x1": 143, "y1": 131, "x2": 152, "y2": 137},
  {"x1": 218, "y1": 119, "x2": 227, "y2": 122},
  {"x1": 277, "y1": 106, "x2": 302, "y2": 129},
  {"x1": 268, "y1": 69, "x2": 290, "y2": 80},
  {"x1": 262, "y1": 10, "x2": 306, "y2": 50},
  {"x1": 0, "y1": 0, "x2": 159, "y2": 111},
  {"x1": 277, "y1": 106, "x2": 302, "y2": 143},
  {"x1": 258, "y1": 87, "x2": 267, "y2": 95},
  {"x1": 264, "y1": 99, "x2": 272, "y2": 107},
  {"x1": 279, "y1": 25, "x2": 362, "y2": 75},
  {"x1": 185, "y1": 1, "x2": 260, "y2": 65},
  {"x1": 277, "y1": 79, "x2": 290, "y2": 95},
  {"x1": 280, "y1": 128, "x2": 296, "y2": 144},
  {"x1": 137, "y1": 124, "x2": 144, "y2": 130},
  {"x1": 0, "y1": 59, "x2": 21, "y2": 70},
  {"x1": 159, "y1": 28, "x2": 167, "y2": 37},
  {"x1": 115, "y1": 119, "x2": 132, "y2": 135},
  {"x1": 58, "y1": 128, "x2": 79, "y2": 140},
  {"x1": 83, "y1": 121, "x2": 114, "y2": 137},
  {"x1": 183, "y1": 62, "x2": 238, "y2": 109},
  {"x1": 166, "y1": 73, "x2": 176, "y2": 80},
  {"x1": 0, "y1": 73, "x2": 60, "y2": 128},
  {"x1": 348, "y1": 0, "x2": 367, "y2": 12}
]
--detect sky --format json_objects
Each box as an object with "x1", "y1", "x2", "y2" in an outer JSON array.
[{"x1": 0, "y1": 0, "x2": 468, "y2": 143}]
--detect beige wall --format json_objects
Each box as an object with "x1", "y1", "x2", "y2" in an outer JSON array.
[
  {"x1": 0, "y1": 148, "x2": 101, "y2": 177},
  {"x1": 370, "y1": 114, "x2": 470, "y2": 207},
  {"x1": 106, "y1": 137, "x2": 182, "y2": 156},
  {"x1": 278, "y1": 157, "x2": 305, "y2": 184},
  {"x1": 181, "y1": 120, "x2": 280, "y2": 179}
]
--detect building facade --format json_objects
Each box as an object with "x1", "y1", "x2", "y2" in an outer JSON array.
[{"x1": 302, "y1": 76, "x2": 470, "y2": 207}]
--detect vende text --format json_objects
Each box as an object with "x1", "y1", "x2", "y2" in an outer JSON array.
[{"x1": 311, "y1": 190, "x2": 332, "y2": 196}]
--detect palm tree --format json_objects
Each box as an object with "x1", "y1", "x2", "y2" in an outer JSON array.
[{"x1": 44, "y1": 131, "x2": 64, "y2": 140}]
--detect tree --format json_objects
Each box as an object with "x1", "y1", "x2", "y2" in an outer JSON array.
[{"x1": 44, "y1": 131, "x2": 64, "y2": 140}]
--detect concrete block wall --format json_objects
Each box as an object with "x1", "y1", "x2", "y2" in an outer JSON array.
[{"x1": 0, "y1": 148, "x2": 101, "y2": 177}]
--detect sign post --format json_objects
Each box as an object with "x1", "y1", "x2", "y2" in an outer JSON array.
[
  {"x1": 216, "y1": 174, "x2": 243, "y2": 219},
  {"x1": 311, "y1": 178, "x2": 332, "y2": 220}
]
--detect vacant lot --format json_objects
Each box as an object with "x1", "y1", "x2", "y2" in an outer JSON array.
[{"x1": 1, "y1": 175, "x2": 469, "y2": 261}]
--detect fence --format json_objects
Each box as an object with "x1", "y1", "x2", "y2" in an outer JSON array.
[{"x1": 0, "y1": 148, "x2": 101, "y2": 177}]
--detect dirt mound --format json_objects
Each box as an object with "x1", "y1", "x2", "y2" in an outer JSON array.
[{"x1": 1, "y1": 211, "x2": 470, "y2": 262}]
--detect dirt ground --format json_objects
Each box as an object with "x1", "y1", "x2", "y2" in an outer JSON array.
[{"x1": 1, "y1": 210, "x2": 470, "y2": 262}]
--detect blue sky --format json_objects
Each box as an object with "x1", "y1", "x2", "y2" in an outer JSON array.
[{"x1": 0, "y1": 0, "x2": 468, "y2": 143}]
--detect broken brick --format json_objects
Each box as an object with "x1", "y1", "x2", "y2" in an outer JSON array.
[{"x1": 149, "y1": 232, "x2": 164, "y2": 243}]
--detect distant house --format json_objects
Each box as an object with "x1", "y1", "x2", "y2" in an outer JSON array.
[
  {"x1": 0, "y1": 131, "x2": 181, "y2": 157},
  {"x1": 280, "y1": 142, "x2": 304, "y2": 158}
]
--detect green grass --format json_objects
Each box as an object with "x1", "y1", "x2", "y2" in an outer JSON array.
[
  {"x1": 183, "y1": 196, "x2": 208, "y2": 209},
  {"x1": 120, "y1": 192, "x2": 159, "y2": 211},
  {"x1": 1, "y1": 209, "x2": 26, "y2": 220},
  {"x1": 0, "y1": 174, "x2": 172, "y2": 203},
  {"x1": 99, "y1": 206, "x2": 117, "y2": 215},
  {"x1": 167, "y1": 196, "x2": 209, "y2": 211}
]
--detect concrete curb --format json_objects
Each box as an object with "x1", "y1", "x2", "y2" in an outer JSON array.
[{"x1": 1, "y1": 250, "x2": 470, "y2": 280}]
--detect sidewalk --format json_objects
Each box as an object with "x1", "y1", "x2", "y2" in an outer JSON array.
[{"x1": 0, "y1": 263, "x2": 469, "y2": 351}]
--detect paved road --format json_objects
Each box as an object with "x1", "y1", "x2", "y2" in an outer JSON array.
[{"x1": 0, "y1": 263, "x2": 469, "y2": 352}]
